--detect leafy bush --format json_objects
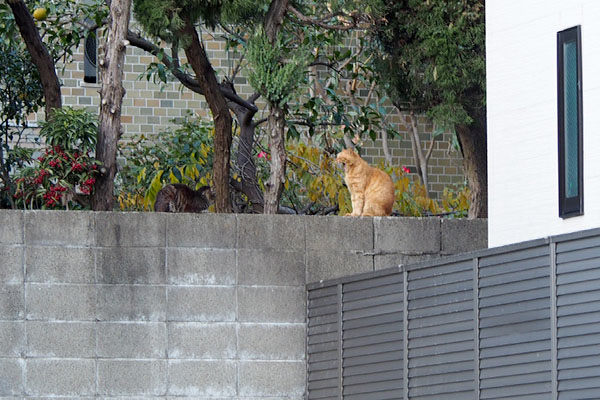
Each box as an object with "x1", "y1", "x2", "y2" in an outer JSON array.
[
  {"x1": 116, "y1": 116, "x2": 213, "y2": 211},
  {"x1": 13, "y1": 108, "x2": 100, "y2": 209}
]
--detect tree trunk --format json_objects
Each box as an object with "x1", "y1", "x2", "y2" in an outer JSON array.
[
  {"x1": 456, "y1": 110, "x2": 487, "y2": 219},
  {"x1": 180, "y1": 19, "x2": 233, "y2": 213},
  {"x1": 91, "y1": 0, "x2": 132, "y2": 211},
  {"x1": 227, "y1": 91, "x2": 264, "y2": 213},
  {"x1": 262, "y1": 0, "x2": 290, "y2": 214},
  {"x1": 263, "y1": 104, "x2": 287, "y2": 214},
  {"x1": 7, "y1": 0, "x2": 61, "y2": 119}
]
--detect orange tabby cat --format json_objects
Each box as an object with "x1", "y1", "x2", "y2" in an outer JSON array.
[{"x1": 336, "y1": 148, "x2": 395, "y2": 216}]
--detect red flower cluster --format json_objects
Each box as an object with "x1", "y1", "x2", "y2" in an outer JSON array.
[
  {"x1": 79, "y1": 178, "x2": 96, "y2": 195},
  {"x1": 43, "y1": 185, "x2": 67, "y2": 208},
  {"x1": 33, "y1": 169, "x2": 49, "y2": 185}
]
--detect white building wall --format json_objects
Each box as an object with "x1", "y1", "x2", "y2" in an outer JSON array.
[{"x1": 487, "y1": 0, "x2": 600, "y2": 247}]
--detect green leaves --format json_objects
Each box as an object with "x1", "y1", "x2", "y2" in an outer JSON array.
[
  {"x1": 39, "y1": 107, "x2": 98, "y2": 153},
  {"x1": 246, "y1": 27, "x2": 309, "y2": 107}
]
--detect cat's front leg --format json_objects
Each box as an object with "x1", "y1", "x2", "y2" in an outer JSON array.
[{"x1": 349, "y1": 194, "x2": 364, "y2": 216}]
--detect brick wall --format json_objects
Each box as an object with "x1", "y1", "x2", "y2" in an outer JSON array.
[{"x1": 0, "y1": 210, "x2": 486, "y2": 398}]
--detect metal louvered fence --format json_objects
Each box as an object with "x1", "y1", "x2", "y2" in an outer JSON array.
[{"x1": 306, "y1": 228, "x2": 600, "y2": 400}]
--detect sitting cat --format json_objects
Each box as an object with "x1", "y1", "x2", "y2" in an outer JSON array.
[
  {"x1": 336, "y1": 148, "x2": 395, "y2": 216},
  {"x1": 154, "y1": 183, "x2": 213, "y2": 213}
]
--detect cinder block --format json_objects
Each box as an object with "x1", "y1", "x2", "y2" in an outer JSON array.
[
  {"x1": 238, "y1": 324, "x2": 305, "y2": 360},
  {"x1": 168, "y1": 248, "x2": 236, "y2": 285},
  {"x1": 374, "y1": 217, "x2": 441, "y2": 254},
  {"x1": 96, "y1": 285, "x2": 166, "y2": 322},
  {"x1": 305, "y1": 216, "x2": 373, "y2": 251},
  {"x1": 0, "y1": 210, "x2": 23, "y2": 244},
  {"x1": 26, "y1": 284, "x2": 95, "y2": 321},
  {"x1": 98, "y1": 322, "x2": 166, "y2": 358},
  {"x1": 238, "y1": 287, "x2": 305, "y2": 323},
  {"x1": 0, "y1": 358, "x2": 23, "y2": 395},
  {"x1": 0, "y1": 321, "x2": 25, "y2": 357},
  {"x1": 95, "y1": 212, "x2": 166, "y2": 247},
  {"x1": 98, "y1": 360, "x2": 167, "y2": 396},
  {"x1": 306, "y1": 250, "x2": 373, "y2": 283},
  {"x1": 25, "y1": 211, "x2": 94, "y2": 247},
  {"x1": 25, "y1": 246, "x2": 94, "y2": 283},
  {"x1": 0, "y1": 284, "x2": 24, "y2": 320},
  {"x1": 168, "y1": 322, "x2": 236, "y2": 359},
  {"x1": 26, "y1": 322, "x2": 95, "y2": 358},
  {"x1": 441, "y1": 218, "x2": 488, "y2": 254},
  {"x1": 168, "y1": 287, "x2": 235, "y2": 322},
  {"x1": 168, "y1": 360, "x2": 236, "y2": 397},
  {"x1": 166, "y1": 213, "x2": 236, "y2": 248},
  {"x1": 237, "y1": 214, "x2": 305, "y2": 251},
  {"x1": 238, "y1": 249, "x2": 305, "y2": 286},
  {"x1": 0, "y1": 246, "x2": 23, "y2": 283},
  {"x1": 239, "y1": 361, "x2": 305, "y2": 397},
  {"x1": 97, "y1": 247, "x2": 166, "y2": 284},
  {"x1": 26, "y1": 359, "x2": 95, "y2": 396}
]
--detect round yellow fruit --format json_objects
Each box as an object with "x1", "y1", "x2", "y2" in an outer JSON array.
[{"x1": 33, "y1": 8, "x2": 48, "y2": 21}]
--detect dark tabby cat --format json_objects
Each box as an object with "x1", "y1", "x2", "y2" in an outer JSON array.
[{"x1": 154, "y1": 184, "x2": 213, "y2": 213}]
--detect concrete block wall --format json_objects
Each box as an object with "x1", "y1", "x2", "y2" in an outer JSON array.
[{"x1": 0, "y1": 210, "x2": 486, "y2": 398}]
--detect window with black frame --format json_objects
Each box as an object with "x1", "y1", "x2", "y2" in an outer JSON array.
[{"x1": 557, "y1": 25, "x2": 583, "y2": 218}]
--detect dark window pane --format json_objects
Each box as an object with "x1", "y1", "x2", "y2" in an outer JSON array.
[{"x1": 563, "y1": 40, "x2": 578, "y2": 198}]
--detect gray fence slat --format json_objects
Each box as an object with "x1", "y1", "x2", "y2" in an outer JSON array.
[
  {"x1": 479, "y1": 287, "x2": 549, "y2": 308},
  {"x1": 308, "y1": 314, "x2": 338, "y2": 328},
  {"x1": 343, "y1": 360, "x2": 402, "y2": 377},
  {"x1": 409, "y1": 309, "x2": 473, "y2": 329},
  {"x1": 409, "y1": 269, "x2": 472, "y2": 290},
  {"x1": 409, "y1": 290, "x2": 473, "y2": 310},
  {"x1": 558, "y1": 365, "x2": 600, "y2": 381},
  {"x1": 343, "y1": 273, "x2": 403, "y2": 293},
  {"x1": 479, "y1": 298, "x2": 550, "y2": 319},
  {"x1": 308, "y1": 349, "x2": 338, "y2": 364},
  {"x1": 309, "y1": 303, "x2": 338, "y2": 318},
  {"x1": 409, "y1": 360, "x2": 474, "y2": 377},
  {"x1": 479, "y1": 245, "x2": 548, "y2": 268},
  {"x1": 409, "y1": 380, "x2": 475, "y2": 397},
  {"x1": 343, "y1": 292, "x2": 403, "y2": 312},
  {"x1": 556, "y1": 290, "x2": 600, "y2": 307},
  {"x1": 556, "y1": 255, "x2": 600, "y2": 275},
  {"x1": 480, "y1": 381, "x2": 551, "y2": 399},
  {"x1": 308, "y1": 340, "x2": 339, "y2": 355},
  {"x1": 556, "y1": 245, "x2": 600, "y2": 264},
  {"x1": 308, "y1": 369, "x2": 338, "y2": 383},
  {"x1": 343, "y1": 378, "x2": 402, "y2": 395},
  {"x1": 480, "y1": 371, "x2": 551, "y2": 389},
  {"x1": 557, "y1": 387, "x2": 600, "y2": 400},
  {"x1": 342, "y1": 350, "x2": 403, "y2": 368},
  {"x1": 558, "y1": 375, "x2": 600, "y2": 390},
  {"x1": 479, "y1": 320, "x2": 551, "y2": 339},
  {"x1": 343, "y1": 369, "x2": 402, "y2": 385},
  {"x1": 309, "y1": 285, "x2": 338, "y2": 300},
  {"x1": 408, "y1": 280, "x2": 472, "y2": 300},
  {"x1": 409, "y1": 339, "x2": 473, "y2": 358},
  {"x1": 479, "y1": 309, "x2": 551, "y2": 329},
  {"x1": 479, "y1": 361, "x2": 550, "y2": 379},
  {"x1": 558, "y1": 332, "x2": 600, "y2": 348},
  {"x1": 343, "y1": 389, "x2": 403, "y2": 400},
  {"x1": 557, "y1": 300, "x2": 600, "y2": 317},
  {"x1": 342, "y1": 302, "x2": 403, "y2": 321},
  {"x1": 479, "y1": 339, "x2": 550, "y2": 358},
  {"x1": 557, "y1": 311, "x2": 600, "y2": 328},
  {"x1": 308, "y1": 359, "x2": 339, "y2": 373},
  {"x1": 479, "y1": 255, "x2": 549, "y2": 278},
  {"x1": 342, "y1": 282, "x2": 403, "y2": 302},
  {"x1": 308, "y1": 322, "x2": 338, "y2": 336},
  {"x1": 556, "y1": 235, "x2": 600, "y2": 253},
  {"x1": 480, "y1": 329, "x2": 550, "y2": 349},
  {"x1": 308, "y1": 386, "x2": 338, "y2": 399},
  {"x1": 409, "y1": 299, "x2": 473, "y2": 319},
  {"x1": 559, "y1": 353, "x2": 600, "y2": 370},
  {"x1": 343, "y1": 321, "x2": 401, "y2": 340},
  {"x1": 557, "y1": 267, "x2": 600, "y2": 285},
  {"x1": 408, "y1": 349, "x2": 475, "y2": 368},
  {"x1": 409, "y1": 330, "x2": 475, "y2": 349},
  {"x1": 479, "y1": 265, "x2": 549, "y2": 288},
  {"x1": 410, "y1": 259, "x2": 473, "y2": 279},
  {"x1": 480, "y1": 350, "x2": 551, "y2": 369},
  {"x1": 343, "y1": 340, "x2": 403, "y2": 358},
  {"x1": 342, "y1": 331, "x2": 403, "y2": 349},
  {"x1": 308, "y1": 331, "x2": 338, "y2": 345},
  {"x1": 342, "y1": 311, "x2": 403, "y2": 330},
  {"x1": 556, "y1": 279, "x2": 600, "y2": 296},
  {"x1": 409, "y1": 320, "x2": 473, "y2": 339},
  {"x1": 479, "y1": 276, "x2": 549, "y2": 298}
]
